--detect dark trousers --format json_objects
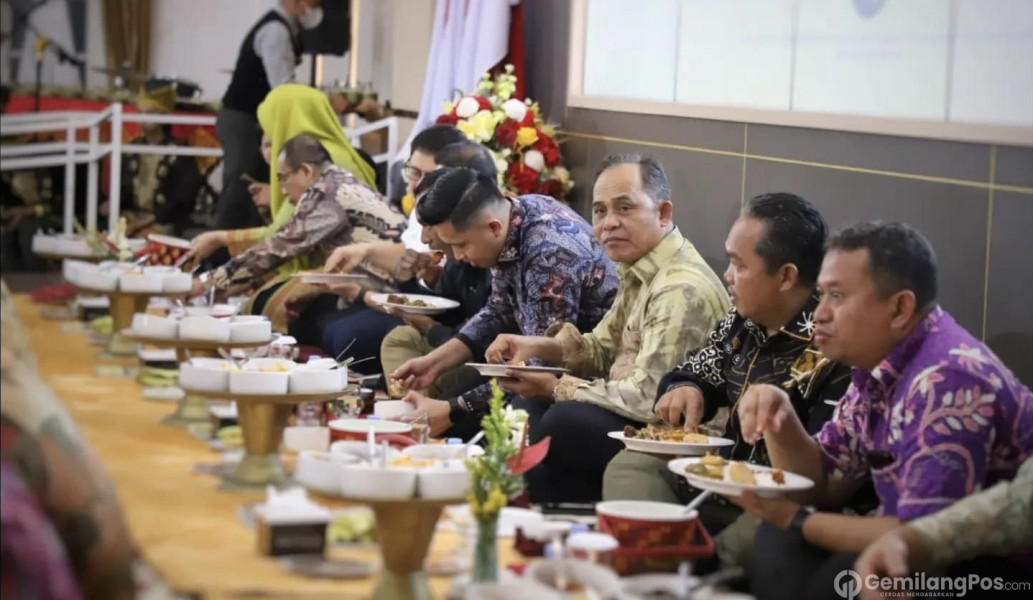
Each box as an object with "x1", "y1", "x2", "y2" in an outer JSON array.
[
  {"x1": 511, "y1": 398, "x2": 640, "y2": 504},
  {"x1": 214, "y1": 108, "x2": 263, "y2": 231},
  {"x1": 1, "y1": 216, "x2": 61, "y2": 272},
  {"x1": 750, "y1": 523, "x2": 1032, "y2": 600}
]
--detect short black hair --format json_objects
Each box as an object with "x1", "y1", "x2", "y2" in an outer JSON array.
[
  {"x1": 826, "y1": 221, "x2": 938, "y2": 310},
  {"x1": 411, "y1": 124, "x2": 467, "y2": 156},
  {"x1": 412, "y1": 142, "x2": 498, "y2": 204},
  {"x1": 417, "y1": 167, "x2": 506, "y2": 230},
  {"x1": 281, "y1": 134, "x2": 332, "y2": 171},
  {"x1": 594, "y1": 153, "x2": 671, "y2": 202},
  {"x1": 742, "y1": 193, "x2": 828, "y2": 287},
  {"x1": 435, "y1": 141, "x2": 498, "y2": 179}
]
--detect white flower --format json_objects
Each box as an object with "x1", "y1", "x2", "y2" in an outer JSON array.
[
  {"x1": 502, "y1": 98, "x2": 527, "y2": 122},
  {"x1": 494, "y1": 155, "x2": 508, "y2": 174},
  {"x1": 524, "y1": 149, "x2": 545, "y2": 172},
  {"x1": 501, "y1": 148, "x2": 512, "y2": 157},
  {"x1": 455, "y1": 96, "x2": 481, "y2": 119}
]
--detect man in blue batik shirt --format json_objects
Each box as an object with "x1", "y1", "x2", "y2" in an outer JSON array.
[{"x1": 392, "y1": 167, "x2": 618, "y2": 437}]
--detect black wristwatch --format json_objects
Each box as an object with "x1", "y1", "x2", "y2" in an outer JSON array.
[
  {"x1": 446, "y1": 396, "x2": 467, "y2": 425},
  {"x1": 789, "y1": 506, "x2": 815, "y2": 538}
]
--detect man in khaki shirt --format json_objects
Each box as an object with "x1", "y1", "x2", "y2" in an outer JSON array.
[{"x1": 486, "y1": 154, "x2": 729, "y2": 503}]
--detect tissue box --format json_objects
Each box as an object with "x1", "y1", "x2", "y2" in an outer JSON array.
[{"x1": 256, "y1": 516, "x2": 328, "y2": 557}]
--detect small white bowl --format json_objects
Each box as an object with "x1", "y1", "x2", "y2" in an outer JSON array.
[
  {"x1": 294, "y1": 450, "x2": 358, "y2": 496},
  {"x1": 417, "y1": 465, "x2": 470, "y2": 500},
  {"x1": 162, "y1": 272, "x2": 193, "y2": 293},
  {"x1": 142, "y1": 266, "x2": 176, "y2": 275},
  {"x1": 131, "y1": 313, "x2": 178, "y2": 339},
  {"x1": 184, "y1": 304, "x2": 237, "y2": 318},
  {"x1": 242, "y1": 358, "x2": 296, "y2": 372},
  {"x1": 32, "y1": 234, "x2": 59, "y2": 254},
  {"x1": 179, "y1": 358, "x2": 232, "y2": 392},
  {"x1": 77, "y1": 265, "x2": 119, "y2": 291},
  {"x1": 228, "y1": 370, "x2": 289, "y2": 395},
  {"x1": 119, "y1": 271, "x2": 165, "y2": 293},
  {"x1": 62, "y1": 259, "x2": 90, "y2": 283},
  {"x1": 229, "y1": 318, "x2": 272, "y2": 343},
  {"x1": 402, "y1": 443, "x2": 484, "y2": 461},
  {"x1": 339, "y1": 464, "x2": 417, "y2": 500},
  {"x1": 290, "y1": 367, "x2": 344, "y2": 394},
  {"x1": 374, "y1": 400, "x2": 414, "y2": 419},
  {"x1": 178, "y1": 316, "x2": 231, "y2": 342},
  {"x1": 330, "y1": 440, "x2": 401, "y2": 463},
  {"x1": 282, "y1": 426, "x2": 332, "y2": 453},
  {"x1": 57, "y1": 237, "x2": 94, "y2": 257}
]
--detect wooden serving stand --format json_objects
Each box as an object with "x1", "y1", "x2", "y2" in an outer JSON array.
[
  {"x1": 177, "y1": 387, "x2": 346, "y2": 492},
  {"x1": 120, "y1": 331, "x2": 272, "y2": 429},
  {"x1": 336, "y1": 495, "x2": 467, "y2": 600},
  {"x1": 74, "y1": 284, "x2": 186, "y2": 356}
]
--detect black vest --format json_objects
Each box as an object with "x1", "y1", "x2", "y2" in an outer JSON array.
[{"x1": 222, "y1": 10, "x2": 302, "y2": 116}]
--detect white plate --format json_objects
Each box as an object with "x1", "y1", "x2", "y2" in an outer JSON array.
[
  {"x1": 607, "y1": 431, "x2": 734, "y2": 456},
  {"x1": 293, "y1": 272, "x2": 369, "y2": 285},
  {"x1": 465, "y1": 363, "x2": 570, "y2": 378},
  {"x1": 368, "y1": 293, "x2": 460, "y2": 315},
  {"x1": 668, "y1": 457, "x2": 814, "y2": 497},
  {"x1": 147, "y1": 233, "x2": 192, "y2": 249}
]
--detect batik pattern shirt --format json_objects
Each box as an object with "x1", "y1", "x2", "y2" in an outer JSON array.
[
  {"x1": 658, "y1": 297, "x2": 852, "y2": 464},
  {"x1": 908, "y1": 456, "x2": 1033, "y2": 568},
  {"x1": 212, "y1": 165, "x2": 406, "y2": 290},
  {"x1": 455, "y1": 194, "x2": 619, "y2": 413},
  {"x1": 547, "y1": 229, "x2": 730, "y2": 422},
  {"x1": 815, "y1": 307, "x2": 1033, "y2": 521}
]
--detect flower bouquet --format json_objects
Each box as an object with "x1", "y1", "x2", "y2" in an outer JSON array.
[{"x1": 436, "y1": 65, "x2": 572, "y2": 201}]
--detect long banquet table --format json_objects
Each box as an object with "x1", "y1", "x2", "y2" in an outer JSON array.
[{"x1": 14, "y1": 294, "x2": 522, "y2": 599}]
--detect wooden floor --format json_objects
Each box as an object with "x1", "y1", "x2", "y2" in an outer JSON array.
[{"x1": 14, "y1": 294, "x2": 506, "y2": 599}]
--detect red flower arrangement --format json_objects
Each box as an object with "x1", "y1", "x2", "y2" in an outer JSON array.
[{"x1": 435, "y1": 65, "x2": 572, "y2": 201}]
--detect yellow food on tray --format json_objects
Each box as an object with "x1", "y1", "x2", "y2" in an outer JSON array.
[
  {"x1": 728, "y1": 461, "x2": 757, "y2": 485},
  {"x1": 388, "y1": 456, "x2": 437, "y2": 469},
  {"x1": 623, "y1": 424, "x2": 710, "y2": 443}
]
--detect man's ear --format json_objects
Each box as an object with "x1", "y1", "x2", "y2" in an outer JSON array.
[
  {"x1": 658, "y1": 200, "x2": 673, "y2": 227},
  {"x1": 888, "y1": 290, "x2": 918, "y2": 330},
  {"x1": 488, "y1": 218, "x2": 505, "y2": 236},
  {"x1": 777, "y1": 263, "x2": 800, "y2": 292}
]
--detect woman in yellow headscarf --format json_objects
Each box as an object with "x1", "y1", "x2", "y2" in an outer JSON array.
[{"x1": 189, "y1": 85, "x2": 376, "y2": 258}]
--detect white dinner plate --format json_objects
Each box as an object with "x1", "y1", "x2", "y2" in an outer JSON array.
[
  {"x1": 293, "y1": 272, "x2": 369, "y2": 285},
  {"x1": 667, "y1": 456, "x2": 814, "y2": 497},
  {"x1": 147, "y1": 233, "x2": 192, "y2": 249},
  {"x1": 607, "y1": 431, "x2": 733, "y2": 456},
  {"x1": 368, "y1": 293, "x2": 460, "y2": 315},
  {"x1": 465, "y1": 363, "x2": 570, "y2": 378}
]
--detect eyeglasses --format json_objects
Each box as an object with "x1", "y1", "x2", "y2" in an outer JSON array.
[
  {"x1": 403, "y1": 160, "x2": 427, "y2": 184},
  {"x1": 276, "y1": 167, "x2": 298, "y2": 181}
]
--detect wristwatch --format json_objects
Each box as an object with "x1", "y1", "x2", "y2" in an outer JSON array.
[
  {"x1": 789, "y1": 506, "x2": 815, "y2": 538},
  {"x1": 446, "y1": 396, "x2": 467, "y2": 426}
]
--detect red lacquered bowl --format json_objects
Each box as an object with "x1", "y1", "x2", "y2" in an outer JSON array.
[{"x1": 595, "y1": 500, "x2": 698, "y2": 548}]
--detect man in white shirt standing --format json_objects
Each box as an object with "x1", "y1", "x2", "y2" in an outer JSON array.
[{"x1": 215, "y1": 0, "x2": 324, "y2": 231}]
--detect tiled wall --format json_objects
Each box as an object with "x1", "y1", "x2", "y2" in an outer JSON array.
[
  {"x1": 525, "y1": 0, "x2": 1031, "y2": 384},
  {"x1": 558, "y1": 109, "x2": 1033, "y2": 385}
]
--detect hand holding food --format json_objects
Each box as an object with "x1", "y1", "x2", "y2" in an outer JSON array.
[
  {"x1": 391, "y1": 355, "x2": 442, "y2": 392},
  {"x1": 323, "y1": 243, "x2": 370, "y2": 274},
  {"x1": 654, "y1": 385, "x2": 705, "y2": 431},
  {"x1": 485, "y1": 334, "x2": 541, "y2": 366},
  {"x1": 737, "y1": 383, "x2": 796, "y2": 444}
]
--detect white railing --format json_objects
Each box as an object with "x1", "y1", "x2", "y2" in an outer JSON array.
[{"x1": 0, "y1": 104, "x2": 402, "y2": 235}]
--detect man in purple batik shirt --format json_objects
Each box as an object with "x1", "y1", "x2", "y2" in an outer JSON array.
[{"x1": 728, "y1": 222, "x2": 1032, "y2": 600}]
